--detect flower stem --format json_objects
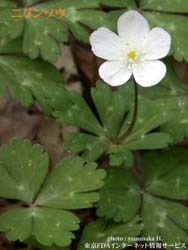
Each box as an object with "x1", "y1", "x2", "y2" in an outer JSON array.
[
  {"x1": 92, "y1": 55, "x2": 98, "y2": 84},
  {"x1": 115, "y1": 78, "x2": 138, "y2": 144}
]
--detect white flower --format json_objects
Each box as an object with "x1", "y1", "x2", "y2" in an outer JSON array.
[{"x1": 89, "y1": 10, "x2": 171, "y2": 87}]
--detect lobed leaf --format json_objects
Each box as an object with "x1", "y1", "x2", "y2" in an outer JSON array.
[
  {"x1": 78, "y1": 217, "x2": 142, "y2": 250},
  {"x1": 52, "y1": 81, "x2": 174, "y2": 166},
  {"x1": 97, "y1": 148, "x2": 188, "y2": 246},
  {"x1": 53, "y1": 89, "x2": 104, "y2": 136},
  {"x1": 144, "y1": 149, "x2": 188, "y2": 200},
  {"x1": 91, "y1": 82, "x2": 132, "y2": 139},
  {"x1": 23, "y1": 17, "x2": 68, "y2": 63},
  {"x1": 97, "y1": 168, "x2": 141, "y2": 222},
  {"x1": 36, "y1": 157, "x2": 106, "y2": 209},
  {"x1": 0, "y1": 56, "x2": 64, "y2": 114},
  {"x1": 142, "y1": 194, "x2": 188, "y2": 243},
  {"x1": 36, "y1": 0, "x2": 110, "y2": 43},
  {"x1": 0, "y1": 138, "x2": 48, "y2": 203},
  {"x1": 0, "y1": 138, "x2": 106, "y2": 247},
  {"x1": 0, "y1": 207, "x2": 79, "y2": 247},
  {"x1": 0, "y1": 0, "x2": 112, "y2": 62}
]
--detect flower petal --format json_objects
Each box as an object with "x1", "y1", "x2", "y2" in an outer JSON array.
[
  {"x1": 145, "y1": 28, "x2": 171, "y2": 60},
  {"x1": 99, "y1": 61, "x2": 132, "y2": 86},
  {"x1": 89, "y1": 27, "x2": 123, "y2": 60},
  {"x1": 117, "y1": 10, "x2": 150, "y2": 41},
  {"x1": 133, "y1": 60, "x2": 166, "y2": 87}
]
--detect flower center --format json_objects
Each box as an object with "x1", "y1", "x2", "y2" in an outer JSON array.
[{"x1": 127, "y1": 50, "x2": 137, "y2": 60}]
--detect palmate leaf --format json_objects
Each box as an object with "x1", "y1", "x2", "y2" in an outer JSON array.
[
  {"x1": 36, "y1": 157, "x2": 106, "y2": 209},
  {"x1": 0, "y1": 0, "x2": 112, "y2": 62},
  {"x1": 142, "y1": 195, "x2": 188, "y2": 246},
  {"x1": 97, "y1": 148, "x2": 188, "y2": 247},
  {"x1": 97, "y1": 168, "x2": 141, "y2": 222},
  {"x1": 0, "y1": 2, "x2": 67, "y2": 63},
  {"x1": 0, "y1": 207, "x2": 79, "y2": 246},
  {"x1": 47, "y1": 81, "x2": 173, "y2": 167},
  {"x1": 0, "y1": 55, "x2": 64, "y2": 114},
  {"x1": 0, "y1": 138, "x2": 48, "y2": 202},
  {"x1": 78, "y1": 217, "x2": 142, "y2": 250},
  {"x1": 0, "y1": 138, "x2": 106, "y2": 247}
]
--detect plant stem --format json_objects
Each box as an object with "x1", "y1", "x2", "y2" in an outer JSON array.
[
  {"x1": 115, "y1": 78, "x2": 138, "y2": 144},
  {"x1": 92, "y1": 55, "x2": 98, "y2": 84}
]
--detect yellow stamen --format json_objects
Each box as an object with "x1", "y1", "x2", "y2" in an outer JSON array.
[{"x1": 128, "y1": 50, "x2": 137, "y2": 60}]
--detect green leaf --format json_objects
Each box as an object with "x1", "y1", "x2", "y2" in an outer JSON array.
[
  {"x1": 36, "y1": 157, "x2": 106, "y2": 209},
  {"x1": 0, "y1": 0, "x2": 16, "y2": 8},
  {"x1": 97, "y1": 168, "x2": 141, "y2": 222},
  {"x1": 125, "y1": 132, "x2": 172, "y2": 150},
  {"x1": 39, "y1": 0, "x2": 100, "y2": 9},
  {"x1": 0, "y1": 8, "x2": 24, "y2": 39},
  {"x1": 64, "y1": 133, "x2": 109, "y2": 162},
  {"x1": 91, "y1": 82, "x2": 132, "y2": 139},
  {"x1": 0, "y1": 2, "x2": 68, "y2": 63},
  {"x1": 141, "y1": 0, "x2": 188, "y2": 13},
  {"x1": 144, "y1": 149, "x2": 188, "y2": 200},
  {"x1": 119, "y1": 97, "x2": 174, "y2": 143},
  {"x1": 0, "y1": 207, "x2": 79, "y2": 247},
  {"x1": 100, "y1": 0, "x2": 136, "y2": 8},
  {"x1": 0, "y1": 138, "x2": 48, "y2": 202},
  {"x1": 0, "y1": 138, "x2": 106, "y2": 247},
  {"x1": 0, "y1": 38, "x2": 22, "y2": 53},
  {"x1": 97, "y1": 148, "x2": 188, "y2": 245},
  {"x1": 78, "y1": 218, "x2": 142, "y2": 250},
  {"x1": 26, "y1": 236, "x2": 70, "y2": 250},
  {"x1": 53, "y1": 89, "x2": 104, "y2": 136},
  {"x1": 23, "y1": 17, "x2": 68, "y2": 63},
  {"x1": 108, "y1": 145, "x2": 134, "y2": 167},
  {"x1": 138, "y1": 63, "x2": 188, "y2": 143},
  {"x1": 0, "y1": 56, "x2": 64, "y2": 114},
  {"x1": 36, "y1": 0, "x2": 111, "y2": 43},
  {"x1": 51, "y1": 82, "x2": 174, "y2": 166},
  {"x1": 0, "y1": 0, "x2": 111, "y2": 61},
  {"x1": 0, "y1": 208, "x2": 32, "y2": 242},
  {"x1": 142, "y1": 194, "x2": 188, "y2": 243}
]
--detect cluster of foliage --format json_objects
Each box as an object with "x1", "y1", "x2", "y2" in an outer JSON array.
[{"x1": 0, "y1": 0, "x2": 188, "y2": 249}]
